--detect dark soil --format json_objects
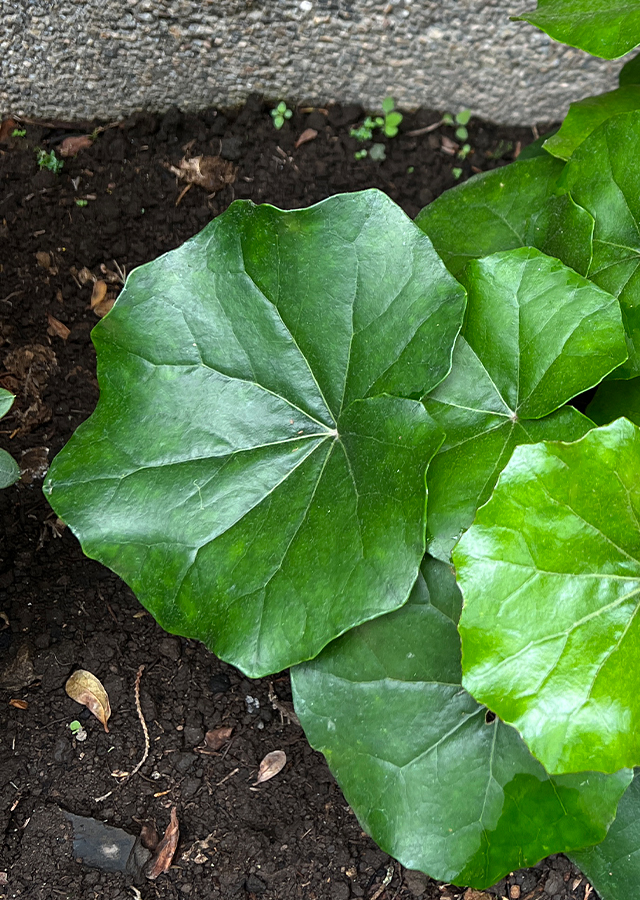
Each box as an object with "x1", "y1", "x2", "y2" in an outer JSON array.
[{"x1": 0, "y1": 98, "x2": 594, "y2": 900}]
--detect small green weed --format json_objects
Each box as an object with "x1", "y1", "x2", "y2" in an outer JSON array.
[
  {"x1": 271, "y1": 101, "x2": 293, "y2": 130},
  {"x1": 351, "y1": 97, "x2": 403, "y2": 151},
  {"x1": 354, "y1": 148, "x2": 368, "y2": 160},
  {"x1": 36, "y1": 148, "x2": 64, "y2": 174},
  {"x1": 442, "y1": 108, "x2": 472, "y2": 141},
  {"x1": 381, "y1": 97, "x2": 402, "y2": 137},
  {"x1": 12, "y1": 128, "x2": 26, "y2": 137},
  {"x1": 452, "y1": 166, "x2": 463, "y2": 180},
  {"x1": 457, "y1": 143, "x2": 471, "y2": 160},
  {"x1": 75, "y1": 199, "x2": 88, "y2": 207}
]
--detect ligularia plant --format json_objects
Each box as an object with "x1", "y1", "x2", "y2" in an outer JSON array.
[{"x1": 43, "y1": 3, "x2": 640, "y2": 897}]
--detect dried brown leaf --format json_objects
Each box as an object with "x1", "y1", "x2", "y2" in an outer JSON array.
[
  {"x1": 0, "y1": 119, "x2": 17, "y2": 143},
  {"x1": 9, "y1": 699, "x2": 28, "y2": 710},
  {"x1": 77, "y1": 266, "x2": 95, "y2": 285},
  {"x1": 167, "y1": 155, "x2": 236, "y2": 193},
  {"x1": 90, "y1": 279, "x2": 107, "y2": 309},
  {"x1": 441, "y1": 135, "x2": 459, "y2": 155},
  {"x1": 204, "y1": 726, "x2": 233, "y2": 751},
  {"x1": 146, "y1": 807, "x2": 179, "y2": 880},
  {"x1": 59, "y1": 135, "x2": 93, "y2": 157},
  {"x1": 140, "y1": 822, "x2": 160, "y2": 851},
  {"x1": 93, "y1": 295, "x2": 116, "y2": 318},
  {"x1": 294, "y1": 128, "x2": 318, "y2": 149},
  {"x1": 65, "y1": 669, "x2": 111, "y2": 732},
  {"x1": 47, "y1": 314, "x2": 70, "y2": 341},
  {"x1": 255, "y1": 749, "x2": 286, "y2": 785}
]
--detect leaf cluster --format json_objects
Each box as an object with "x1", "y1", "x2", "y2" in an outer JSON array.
[
  {"x1": 0, "y1": 390, "x2": 19, "y2": 488},
  {"x1": 350, "y1": 97, "x2": 403, "y2": 159},
  {"x1": 35, "y1": 148, "x2": 63, "y2": 174},
  {"x1": 43, "y1": 5, "x2": 640, "y2": 898}
]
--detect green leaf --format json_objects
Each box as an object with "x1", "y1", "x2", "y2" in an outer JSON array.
[
  {"x1": 559, "y1": 111, "x2": 640, "y2": 377},
  {"x1": 620, "y1": 51, "x2": 640, "y2": 87},
  {"x1": 456, "y1": 109, "x2": 471, "y2": 126},
  {"x1": 517, "y1": 130, "x2": 558, "y2": 160},
  {"x1": 513, "y1": 1, "x2": 640, "y2": 60},
  {"x1": 543, "y1": 86, "x2": 640, "y2": 160},
  {"x1": 0, "y1": 449, "x2": 19, "y2": 489},
  {"x1": 587, "y1": 378, "x2": 640, "y2": 426},
  {"x1": 415, "y1": 156, "x2": 594, "y2": 278},
  {"x1": 0, "y1": 388, "x2": 15, "y2": 419},
  {"x1": 456, "y1": 418, "x2": 640, "y2": 775},
  {"x1": 571, "y1": 771, "x2": 640, "y2": 900},
  {"x1": 44, "y1": 191, "x2": 464, "y2": 678},
  {"x1": 381, "y1": 97, "x2": 395, "y2": 114},
  {"x1": 423, "y1": 248, "x2": 624, "y2": 561},
  {"x1": 292, "y1": 558, "x2": 632, "y2": 889}
]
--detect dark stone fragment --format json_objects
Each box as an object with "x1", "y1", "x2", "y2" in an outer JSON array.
[
  {"x1": 220, "y1": 136, "x2": 243, "y2": 161},
  {"x1": 245, "y1": 873, "x2": 267, "y2": 893},
  {"x1": 173, "y1": 752, "x2": 196, "y2": 774},
  {"x1": 209, "y1": 672, "x2": 231, "y2": 693},
  {"x1": 158, "y1": 637, "x2": 181, "y2": 660}
]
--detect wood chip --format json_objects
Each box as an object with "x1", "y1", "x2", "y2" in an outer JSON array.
[
  {"x1": 509, "y1": 886, "x2": 521, "y2": 899},
  {"x1": 0, "y1": 119, "x2": 17, "y2": 142},
  {"x1": 36, "y1": 251, "x2": 52, "y2": 270},
  {"x1": 255, "y1": 749, "x2": 287, "y2": 784},
  {"x1": 146, "y1": 807, "x2": 179, "y2": 880},
  {"x1": 204, "y1": 726, "x2": 233, "y2": 751},
  {"x1": 9, "y1": 699, "x2": 28, "y2": 710},
  {"x1": 59, "y1": 135, "x2": 93, "y2": 157},
  {"x1": 47, "y1": 314, "x2": 70, "y2": 341},
  {"x1": 294, "y1": 127, "x2": 318, "y2": 148},
  {"x1": 90, "y1": 279, "x2": 107, "y2": 309}
]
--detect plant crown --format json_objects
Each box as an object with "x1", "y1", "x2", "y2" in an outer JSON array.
[{"x1": 43, "y1": 3, "x2": 640, "y2": 897}]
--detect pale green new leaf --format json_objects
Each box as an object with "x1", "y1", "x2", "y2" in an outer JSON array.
[
  {"x1": 543, "y1": 86, "x2": 640, "y2": 160},
  {"x1": 415, "y1": 155, "x2": 594, "y2": 278},
  {"x1": 558, "y1": 111, "x2": 640, "y2": 377},
  {"x1": 44, "y1": 191, "x2": 463, "y2": 677},
  {"x1": 457, "y1": 419, "x2": 640, "y2": 775},
  {"x1": 292, "y1": 559, "x2": 631, "y2": 889},
  {"x1": 514, "y1": 1, "x2": 640, "y2": 60},
  {"x1": 0, "y1": 389, "x2": 19, "y2": 489},
  {"x1": 571, "y1": 772, "x2": 640, "y2": 900},
  {"x1": 423, "y1": 247, "x2": 625, "y2": 561}
]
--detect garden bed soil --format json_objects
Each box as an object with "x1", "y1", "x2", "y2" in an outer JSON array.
[{"x1": 0, "y1": 98, "x2": 595, "y2": 900}]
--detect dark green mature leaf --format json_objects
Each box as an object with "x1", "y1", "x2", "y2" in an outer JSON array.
[
  {"x1": 456, "y1": 418, "x2": 640, "y2": 775},
  {"x1": 415, "y1": 156, "x2": 593, "y2": 278},
  {"x1": 44, "y1": 191, "x2": 463, "y2": 677},
  {"x1": 423, "y1": 248, "x2": 626, "y2": 560},
  {"x1": 517, "y1": 130, "x2": 558, "y2": 160},
  {"x1": 292, "y1": 559, "x2": 632, "y2": 889},
  {"x1": 513, "y1": 1, "x2": 640, "y2": 60},
  {"x1": 0, "y1": 389, "x2": 19, "y2": 489},
  {"x1": 543, "y1": 86, "x2": 640, "y2": 160},
  {"x1": 571, "y1": 772, "x2": 640, "y2": 900},
  {"x1": 620, "y1": 52, "x2": 640, "y2": 87},
  {"x1": 559, "y1": 112, "x2": 640, "y2": 378},
  {"x1": 587, "y1": 378, "x2": 640, "y2": 426}
]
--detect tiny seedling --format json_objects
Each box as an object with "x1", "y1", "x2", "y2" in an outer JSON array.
[
  {"x1": 452, "y1": 166, "x2": 463, "y2": 179},
  {"x1": 381, "y1": 96, "x2": 403, "y2": 137},
  {"x1": 354, "y1": 148, "x2": 368, "y2": 160},
  {"x1": 35, "y1": 148, "x2": 64, "y2": 174},
  {"x1": 11, "y1": 128, "x2": 26, "y2": 137},
  {"x1": 369, "y1": 143, "x2": 387, "y2": 161},
  {"x1": 68, "y1": 720, "x2": 87, "y2": 741},
  {"x1": 442, "y1": 109, "x2": 472, "y2": 141},
  {"x1": 271, "y1": 101, "x2": 293, "y2": 130},
  {"x1": 457, "y1": 143, "x2": 471, "y2": 160},
  {"x1": 350, "y1": 116, "x2": 383, "y2": 143},
  {"x1": 75, "y1": 199, "x2": 88, "y2": 207},
  {"x1": 407, "y1": 166, "x2": 415, "y2": 174}
]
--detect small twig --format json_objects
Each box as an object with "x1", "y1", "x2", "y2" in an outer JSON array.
[
  {"x1": 0, "y1": 291, "x2": 22, "y2": 306},
  {"x1": 370, "y1": 864, "x2": 394, "y2": 900},
  {"x1": 405, "y1": 119, "x2": 444, "y2": 137},
  {"x1": 175, "y1": 182, "x2": 193, "y2": 206},
  {"x1": 111, "y1": 664, "x2": 149, "y2": 782},
  {"x1": 215, "y1": 766, "x2": 239, "y2": 787}
]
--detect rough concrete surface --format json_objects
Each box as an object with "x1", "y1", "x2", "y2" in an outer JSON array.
[{"x1": 0, "y1": 0, "x2": 627, "y2": 125}]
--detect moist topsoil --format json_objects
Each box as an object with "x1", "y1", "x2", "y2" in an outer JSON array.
[{"x1": 0, "y1": 97, "x2": 595, "y2": 900}]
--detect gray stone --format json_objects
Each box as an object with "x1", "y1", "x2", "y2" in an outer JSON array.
[{"x1": 0, "y1": 0, "x2": 629, "y2": 125}]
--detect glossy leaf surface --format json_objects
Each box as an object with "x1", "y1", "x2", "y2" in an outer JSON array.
[
  {"x1": 423, "y1": 248, "x2": 626, "y2": 560},
  {"x1": 514, "y1": 1, "x2": 640, "y2": 60},
  {"x1": 292, "y1": 559, "x2": 631, "y2": 888},
  {"x1": 415, "y1": 156, "x2": 593, "y2": 278},
  {"x1": 559, "y1": 112, "x2": 640, "y2": 377},
  {"x1": 587, "y1": 378, "x2": 640, "y2": 426},
  {"x1": 44, "y1": 191, "x2": 463, "y2": 677},
  {"x1": 0, "y1": 389, "x2": 19, "y2": 489},
  {"x1": 457, "y1": 419, "x2": 640, "y2": 774},
  {"x1": 544, "y1": 86, "x2": 640, "y2": 161},
  {"x1": 571, "y1": 772, "x2": 640, "y2": 900}
]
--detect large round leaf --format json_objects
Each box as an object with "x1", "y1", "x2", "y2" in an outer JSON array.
[
  {"x1": 415, "y1": 156, "x2": 594, "y2": 279},
  {"x1": 543, "y1": 86, "x2": 640, "y2": 161},
  {"x1": 560, "y1": 111, "x2": 640, "y2": 378},
  {"x1": 292, "y1": 558, "x2": 631, "y2": 889},
  {"x1": 423, "y1": 247, "x2": 625, "y2": 561},
  {"x1": 513, "y1": 1, "x2": 640, "y2": 60},
  {"x1": 44, "y1": 191, "x2": 463, "y2": 677},
  {"x1": 457, "y1": 418, "x2": 640, "y2": 775},
  {"x1": 571, "y1": 772, "x2": 640, "y2": 900}
]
